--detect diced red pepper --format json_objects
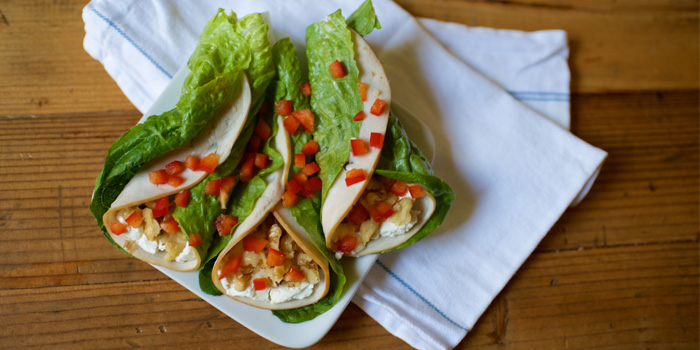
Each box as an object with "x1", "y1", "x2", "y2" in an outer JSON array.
[
  {"x1": 370, "y1": 98, "x2": 387, "y2": 116},
  {"x1": 298, "y1": 189, "x2": 316, "y2": 198},
  {"x1": 219, "y1": 176, "x2": 236, "y2": 193},
  {"x1": 300, "y1": 82, "x2": 312, "y2": 97},
  {"x1": 303, "y1": 162, "x2": 320, "y2": 176},
  {"x1": 336, "y1": 234, "x2": 357, "y2": 253},
  {"x1": 168, "y1": 174, "x2": 184, "y2": 187},
  {"x1": 305, "y1": 176, "x2": 322, "y2": 192},
  {"x1": 353, "y1": 111, "x2": 365, "y2": 121},
  {"x1": 198, "y1": 153, "x2": 218, "y2": 174},
  {"x1": 347, "y1": 203, "x2": 370, "y2": 226},
  {"x1": 219, "y1": 176, "x2": 235, "y2": 209},
  {"x1": 283, "y1": 116, "x2": 300, "y2": 135},
  {"x1": 301, "y1": 140, "x2": 319, "y2": 155},
  {"x1": 409, "y1": 184, "x2": 426, "y2": 198},
  {"x1": 149, "y1": 169, "x2": 168, "y2": 185},
  {"x1": 357, "y1": 82, "x2": 368, "y2": 102},
  {"x1": 152, "y1": 196, "x2": 169, "y2": 217},
  {"x1": 286, "y1": 179, "x2": 302, "y2": 194},
  {"x1": 370, "y1": 202, "x2": 395, "y2": 222},
  {"x1": 255, "y1": 153, "x2": 268, "y2": 169},
  {"x1": 215, "y1": 214, "x2": 238, "y2": 236},
  {"x1": 294, "y1": 153, "x2": 305, "y2": 169},
  {"x1": 266, "y1": 248, "x2": 286, "y2": 267},
  {"x1": 293, "y1": 172, "x2": 308, "y2": 185},
  {"x1": 110, "y1": 221, "x2": 127, "y2": 235},
  {"x1": 329, "y1": 60, "x2": 346, "y2": 78},
  {"x1": 188, "y1": 233, "x2": 203, "y2": 247},
  {"x1": 160, "y1": 218, "x2": 180, "y2": 234},
  {"x1": 253, "y1": 278, "x2": 267, "y2": 291},
  {"x1": 185, "y1": 155, "x2": 200, "y2": 171},
  {"x1": 284, "y1": 267, "x2": 305, "y2": 282},
  {"x1": 174, "y1": 190, "x2": 190, "y2": 208},
  {"x1": 242, "y1": 236, "x2": 268, "y2": 253},
  {"x1": 275, "y1": 100, "x2": 293, "y2": 116},
  {"x1": 345, "y1": 168, "x2": 366, "y2": 187},
  {"x1": 165, "y1": 160, "x2": 185, "y2": 175},
  {"x1": 247, "y1": 135, "x2": 262, "y2": 153},
  {"x1": 254, "y1": 118, "x2": 271, "y2": 141},
  {"x1": 350, "y1": 138, "x2": 368, "y2": 156},
  {"x1": 282, "y1": 190, "x2": 299, "y2": 208},
  {"x1": 390, "y1": 180, "x2": 408, "y2": 197},
  {"x1": 291, "y1": 109, "x2": 314, "y2": 133},
  {"x1": 125, "y1": 211, "x2": 143, "y2": 228},
  {"x1": 242, "y1": 152, "x2": 257, "y2": 163},
  {"x1": 370, "y1": 132, "x2": 384, "y2": 148},
  {"x1": 239, "y1": 157, "x2": 255, "y2": 182},
  {"x1": 220, "y1": 176, "x2": 235, "y2": 195},
  {"x1": 205, "y1": 179, "x2": 221, "y2": 196},
  {"x1": 218, "y1": 255, "x2": 241, "y2": 280}
]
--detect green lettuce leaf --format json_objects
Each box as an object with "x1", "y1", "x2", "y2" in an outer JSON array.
[
  {"x1": 268, "y1": 38, "x2": 345, "y2": 323},
  {"x1": 306, "y1": 10, "x2": 364, "y2": 201},
  {"x1": 90, "y1": 10, "x2": 250, "y2": 252},
  {"x1": 172, "y1": 12, "x2": 276, "y2": 264},
  {"x1": 346, "y1": 0, "x2": 381, "y2": 36},
  {"x1": 374, "y1": 114, "x2": 455, "y2": 251}
]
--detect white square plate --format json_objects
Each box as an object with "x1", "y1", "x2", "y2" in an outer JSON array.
[{"x1": 146, "y1": 65, "x2": 434, "y2": 348}]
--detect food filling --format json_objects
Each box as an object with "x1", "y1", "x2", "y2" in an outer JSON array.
[
  {"x1": 219, "y1": 216, "x2": 321, "y2": 304},
  {"x1": 332, "y1": 176, "x2": 421, "y2": 258},
  {"x1": 113, "y1": 197, "x2": 195, "y2": 263}
]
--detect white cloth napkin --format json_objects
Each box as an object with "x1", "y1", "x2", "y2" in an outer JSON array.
[{"x1": 82, "y1": 1, "x2": 607, "y2": 349}]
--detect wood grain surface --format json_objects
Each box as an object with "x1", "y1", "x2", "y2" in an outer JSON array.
[{"x1": 0, "y1": 0, "x2": 697, "y2": 349}]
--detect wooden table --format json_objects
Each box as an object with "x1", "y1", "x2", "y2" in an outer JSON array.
[{"x1": 1, "y1": 0, "x2": 698, "y2": 348}]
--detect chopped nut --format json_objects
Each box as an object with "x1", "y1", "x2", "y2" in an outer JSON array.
[
  {"x1": 164, "y1": 241, "x2": 182, "y2": 262},
  {"x1": 142, "y1": 208, "x2": 160, "y2": 241},
  {"x1": 242, "y1": 251, "x2": 261, "y2": 267},
  {"x1": 389, "y1": 198, "x2": 414, "y2": 225},
  {"x1": 385, "y1": 193, "x2": 398, "y2": 206},
  {"x1": 234, "y1": 274, "x2": 250, "y2": 292},
  {"x1": 302, "y1": 267, "x2": 319, "y2": 284},
  {"x1": 359, "y1": 219, "x2": 380, "y2": 243},
  {"x1": 124, "y1": 240, "x2": 137, "y2": 253},
  {"x1": 297, "y1": 252, "x2": 314, "y2": 267},
  {"x1": 268, "y1": 224, "x2": 282, "y2": 250},
  {"x1": 280, "y1": 234, "x2": 295, "y2": 253}
]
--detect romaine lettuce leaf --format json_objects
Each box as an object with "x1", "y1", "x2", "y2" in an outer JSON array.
[
  {"x1": 346, "y1": 0, "x2": 381, "y2": 36},
  {"x1": 374, "y1": 114, "x2": 455, "y2": 251},
  {"x1": 306, "y1": 10, "x2": 364, "y2": 201},
  {"x1": 90, "y1": 10, "x2": 250, "y2": 252}
]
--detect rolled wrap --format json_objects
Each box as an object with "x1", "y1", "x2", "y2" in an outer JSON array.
[{"x1": 103, "y1": 75, "x2": 251, "y2": 271}]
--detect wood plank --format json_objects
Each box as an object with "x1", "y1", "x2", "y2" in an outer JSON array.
[
  {"x1": 539, "y1": 90, "x2": 699, "y2": 251},
  {"x1": 0, "y1": 242, "x2": 695, "y2": 349},
  {"x1": 396, "y1": 0, "x2": 699, "y2": 93},
  {"x1": 458, "y1": 242, "x2": 699, "y2": 349},
  {"x1": 0, "y1": 0, "x2": 135, "y2": 116},
  {"x1": 1, "y1": 0, "x2": 699, "y2": 119}
]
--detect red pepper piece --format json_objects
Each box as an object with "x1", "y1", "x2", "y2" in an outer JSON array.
[
  {"x1": 110, "y1": 222, "x2": 127, "y2": 235},
  {"x1": 242, "y1": 236, "x2": 268, "y2": 253},
  {"x1": 370, "y1": 98, "x2": 387, "y2": 116},
  {"x1": 149, "y1": 169, "x2": 168, "y2": 185},
  {"x1": 336, "y1": 235, "x2": 357, "y2": 253},
  {"x1": 218, "y1": 255, "x2": 241, "y2": 280},
  {"x1": 198, "y1": 153, "x2": 218, "y2": 174},
  {"x1": 266, "y1": 248, "x2": 286, "y2": 267},
  {"x1": 174, "y1": 190, "x2": 190, "y2": 208}
]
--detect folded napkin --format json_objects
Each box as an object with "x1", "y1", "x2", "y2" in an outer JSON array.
[{"x1": 82, "y1": 1, "x2": 607, "y2": 349}]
